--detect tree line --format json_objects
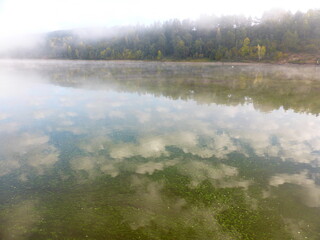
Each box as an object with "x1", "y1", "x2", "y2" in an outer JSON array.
[{"x1": 8, "y1": 9, "x2": 320, "y2": 61}]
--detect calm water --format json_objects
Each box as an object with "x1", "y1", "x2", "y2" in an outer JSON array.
[{"x1": 0, "y1": 60, "x2": 320, "y2": 240}]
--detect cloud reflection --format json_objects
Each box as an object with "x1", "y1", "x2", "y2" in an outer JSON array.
[
  {"x1": 0, "y1": 132, "x2": 59, "y2": 177},
  {"x1": 270, "y1": 171, "x2": 320, "y2": 207}
]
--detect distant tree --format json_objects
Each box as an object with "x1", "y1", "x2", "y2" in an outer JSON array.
[
  {"x1": 123, "y1": 49, "x2": 133, "y2": 59},
  {"x1": 282, "y1": 31, "x2": 299, "y2": 51},
  {"x1": 156, "y1": 50, "x2": 163, "y2": 60},
  {"x1": 260, "y1": 45, "x2": 266, "y2": 60},
  {"x1": 225, "y1": 49, "x2": 232, "y2": 59},
  {"x1": 257, "y1": 44, "x2": 266, "y2": 60},
  {"x1": 215, "y1": 47, "x2": 225, "y2": 60},
  {"x1": 194, "y1": 39, "x2": 204, "y2": 58},
  {"x1": 105, "y1": 48, "x2": 113, "y2": 58},
  {"x1": 100, "y1": 49, "x2": 107, "y2": 59},
  {"x1": 240, "y1": 37, "x2": 251, "y2": 57},
  {"x1": 135, "y1": 50, "x2": 143, "y2": 59},
  {"x1": 75, "y1": 49, "x2": 80, "y2": 59},
  {"x1": 216, "y1": 27, "x2": 222, "y2": 45},
  {"x1": 67, "y1": 45, "x2": 72, "y2": 58},
  {"x1": 174, "y1": 38, "x2": 188, "y2": 58},
  {"x1": 15, "y1": 9, "x2": 320, "y2": 62}
]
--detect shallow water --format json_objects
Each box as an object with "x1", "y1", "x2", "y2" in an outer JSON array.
[{"x1": 0, "y1": 60, "x2": 320, "y2": 239}]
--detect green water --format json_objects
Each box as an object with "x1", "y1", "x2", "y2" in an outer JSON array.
[{"x1": 0, "y1": 60, "x2": 320, "y2": 239}]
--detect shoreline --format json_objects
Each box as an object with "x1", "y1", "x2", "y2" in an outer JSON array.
[{"x1": 0, "y1": 58, "x2": 319, "y2": 66}]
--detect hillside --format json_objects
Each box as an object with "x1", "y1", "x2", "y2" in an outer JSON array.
[{"x1": 3, "y1": 9, "x2": 320, "y2": 63}]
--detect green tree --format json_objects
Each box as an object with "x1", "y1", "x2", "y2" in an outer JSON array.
[
  {"x1": 156, "y1": 50, "x2": 163, "y2": 60},
  {"x1": 17, "y1": 10, "x2": 320, "y2": 62},
  {"x1": 282, "y1": 31, "x2": 299, "y2": 51},
  {"x1": 257, "y1": 44, "x2": 266, "y2": 60},
  {"x1": 123, "y1": 49, "x2": 133, "y2": 59},
  {"x1": 75, "y1": 49, "x2": 80, "y2": 59},
  {"x1": 194, "y1": 39, "x2": 204, "y2": 58},
  {"x1": 240, "y1": 37, "x2": 250, "y2": 57},
  {"x1": 135, "y1": 50, "x2": 143, "y2": 59},
  {"x1": 65, "y1": 45, "x2": 72, "y2": 58},
  {"x1": 100, "y1": 49, "x2": 107, "y2": 59},
  {"x1": 174, "y1": 38, "x2": 188, "y2": 58}
]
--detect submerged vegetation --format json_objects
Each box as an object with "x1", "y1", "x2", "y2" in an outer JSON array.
[
  {"x1": 5, "y1": 9, "x2": 320, "y2": 63},
  {"x1": 1, "y1": 148, "x2": 318, "y2": 239}
]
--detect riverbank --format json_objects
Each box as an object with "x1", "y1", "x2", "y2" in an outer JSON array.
[
  {"x1": 160, "y1": 52, "x2": 320, "y2": 65},
  {"x1": 1, "y1": 54, "x2": 319, "y2": 66}
]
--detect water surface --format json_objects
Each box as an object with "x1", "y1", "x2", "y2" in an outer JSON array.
[{"x1": 0, "y1": 60, "x2": 320, "y2": 240}]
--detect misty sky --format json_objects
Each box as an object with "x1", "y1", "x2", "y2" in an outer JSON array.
[{"x1": 0, "y1": 0, "x2": 320, "y2": 37}]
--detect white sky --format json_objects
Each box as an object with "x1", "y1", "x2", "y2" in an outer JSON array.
[{"x1": 0, "y1": 0, "x2": 320, "y2": 37}]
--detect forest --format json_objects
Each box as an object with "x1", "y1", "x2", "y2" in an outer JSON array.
[{"x1": 5, "y1": 9, "x2": 320, "y2": 62}]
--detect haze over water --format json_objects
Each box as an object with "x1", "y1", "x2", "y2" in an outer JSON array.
[{"x1": 0, "y1": 60, "x2": 320, "y2": 239}]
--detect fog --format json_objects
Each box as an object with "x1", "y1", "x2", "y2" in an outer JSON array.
[
  {"x1": 0, "y1": 0, "x2": 320, "y2": 53},
  {"x1": 1, "y1": 0, "x2": 319, "y2": 34}
]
